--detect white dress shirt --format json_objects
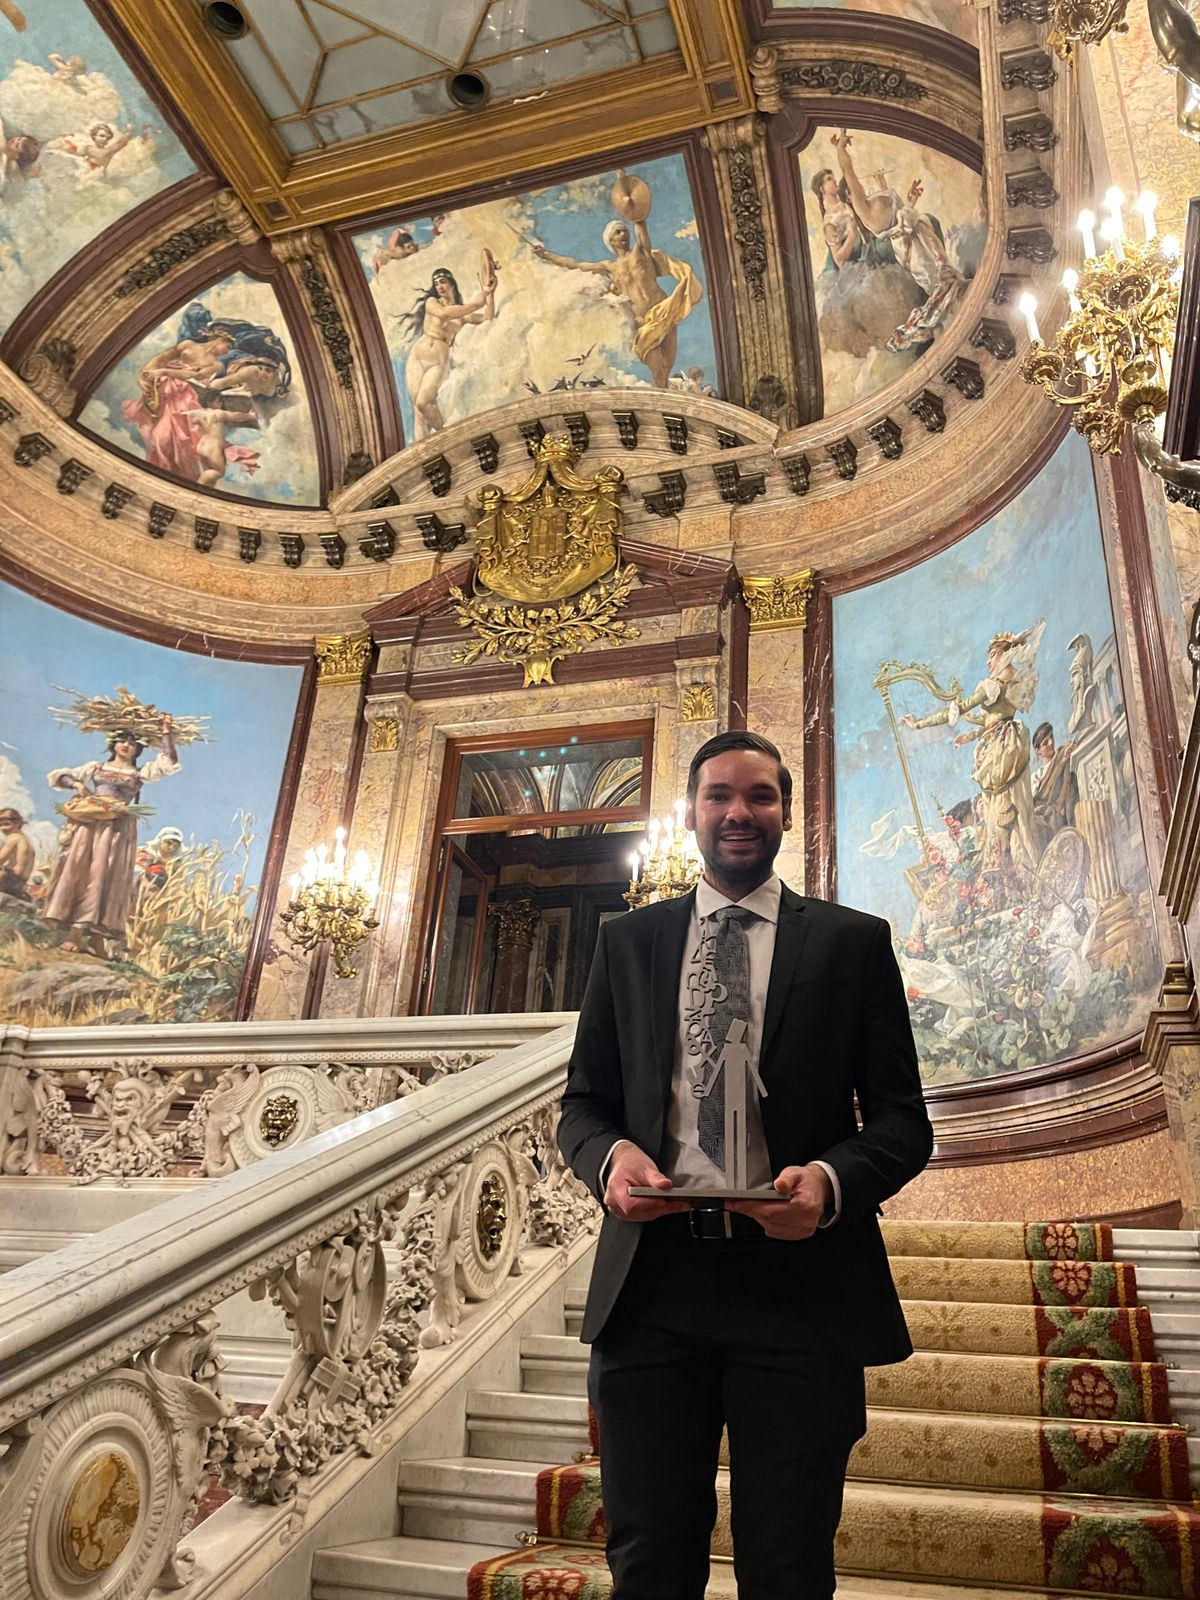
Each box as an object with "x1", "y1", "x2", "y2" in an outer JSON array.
[{"x1": 601, "y1": 873, "x2": 842, "y2": 1223}]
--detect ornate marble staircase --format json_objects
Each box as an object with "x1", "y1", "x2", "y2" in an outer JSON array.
[{"x1": 312, "y1": 1225, "x2": 1200, "y2": 1600}]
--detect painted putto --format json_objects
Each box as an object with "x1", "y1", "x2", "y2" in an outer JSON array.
[
  {"x1": 802, "y1": 127, "x2": 986, "y2": 417},
  {"x1": 0, "y1": 587, "x2": 303, "y2": 1027},
  {"x1": 356, "y1": 153, "x2": 718, "y2": 443},
  {"x1": 834, "y1": 434, "x2": 1157, "y2": 1085},
  {"x1": 79, "y1": 273, "x2": 321, "y2": 505},
  {"x1": 0, "y1": 0, "x2": 193, "y2": 332}
]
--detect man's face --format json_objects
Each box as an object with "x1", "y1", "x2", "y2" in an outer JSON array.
[
  {"x1": 685, "y1": 749, "x2": 791, "y2": 887},
  {"x1": 610, "y1": 224, "x2": 630, "y2": 253},
  {"x1": 1036, "y1": 734, "x2": 1055, "y2": 763}
]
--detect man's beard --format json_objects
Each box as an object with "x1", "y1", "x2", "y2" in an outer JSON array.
[{"x1": 701, "y1": 828, "x2": 779, "y2": 883}]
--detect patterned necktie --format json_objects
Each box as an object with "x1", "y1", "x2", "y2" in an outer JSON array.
[{"x1": 696, "y1": 904, "x2": 755, "y2": 1176}]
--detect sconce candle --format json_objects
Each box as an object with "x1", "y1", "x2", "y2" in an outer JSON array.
[{"x1": 1018, "y1": 292, "x2": 1041, "y2": 343}]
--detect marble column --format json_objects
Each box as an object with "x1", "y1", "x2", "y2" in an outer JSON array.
[
  {"x1": 742, "y1": 569, "x2": 813, "y2": 894},
  {"x1": 319, "y1": 692, "x2": 412, "y2": 1021},
  {"x1": 1141, "y1": 962, "x2": 1200, "y2": 1227},
  {"x1": 488, "y1": 899, "x2": 540, "y2": 1013},
  {"x1": 252, "y1": 631, "x2": 371, "y2": 1022}
]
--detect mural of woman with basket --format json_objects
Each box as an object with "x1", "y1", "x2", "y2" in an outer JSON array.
[{"x1": 41, "y1": 687, "x2": 206, "y2": 957}]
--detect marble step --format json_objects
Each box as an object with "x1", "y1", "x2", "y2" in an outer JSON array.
[
  {"x1": 1133, "y1": 1263, "x2": 1200, "y2": 1308},
  {"x1": 469, "y1": 1384, "x2": 1198, "y2": 1484},
  {"x1": 1115, "y1": 1228, "x2": 1200, "y2": 1263},
  {"x1": 467, "y1": 1388, "x2": 590, "y2": 1461},
  {"x1": 311, "y1": 1535, "x2": 1091, "y2": 1600},
  {"x1": 395, "y1": 1459, "x2": 1198, "y2": 1590},
  {"x1": 397, "y1": 1457, "x2": 548, "y2": 1548}
]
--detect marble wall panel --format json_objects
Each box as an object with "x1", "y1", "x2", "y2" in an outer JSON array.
[
  {"x1": 747, "y1": 625, "x2": 807, "y2": 894},
  {"x1": 885, "y1": 1129, "x2": 1177, "y2": 1221}
]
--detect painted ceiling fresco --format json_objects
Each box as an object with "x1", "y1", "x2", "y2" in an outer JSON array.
[
  {"x1": 79, "y1": 271, "x2": 321, "y2": 506},
  {"x1": 799, "y1": 125, "x2": 986, "y2": 417},
  {"x1": 355, "y1": 151, "x2": 720, "y2": 444},
  {"x1": 0, "y1": 0, "x2": 194, "y2": 334},
  {"x1": 221, "y1": 0, "x2": 680, "y2": 152},
  {"x1": 834, "y1": 432, "x2": 1157, "y2": 1086},
  {"x1": 773, "y1": 0, "x2": 976, "y2": 40}
]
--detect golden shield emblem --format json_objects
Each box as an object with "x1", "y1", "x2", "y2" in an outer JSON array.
[{"x1": 474, "y1": 434, "x2": 623, "y2": 604}]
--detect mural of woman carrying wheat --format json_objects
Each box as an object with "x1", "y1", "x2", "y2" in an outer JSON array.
[{"x1": 41, "y1": 687, "x2": 209, "y2": 957}]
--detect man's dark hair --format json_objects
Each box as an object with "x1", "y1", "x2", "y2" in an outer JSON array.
[
  {"x1": 1032, "y1": 721, "x2": 1054, "y2": 750},
  {"x1": 686, "y1": 730, "x2": 793, "y2": 804}
]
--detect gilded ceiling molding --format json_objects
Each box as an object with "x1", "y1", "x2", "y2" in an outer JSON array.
[
  {"x1": 702, "y1": 116, "x2": 800, "y2": 424},
  {"x1": 270, "y1": 229, "x2": 384, "y2": 489},
  {"x1": 105, "y1": 0, "x2": 755, "y2": 235},
  {"x1": 13, "y1": 185, "x2": 243, "y2": 419}
]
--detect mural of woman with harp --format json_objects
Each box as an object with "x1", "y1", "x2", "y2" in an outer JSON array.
[{"x1": 897, "y1": 622, "x2": 1045, "y2": 903}]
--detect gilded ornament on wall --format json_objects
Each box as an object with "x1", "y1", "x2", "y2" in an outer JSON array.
[
  {"x1": 681, "y1": 682, "x2": 717, "y2": 721},
  {"x1": 450, "y1": 433, "x2": 639, "y2": 687},
  {"x1": 742, "y1": 569, "x2": 815, "y2": 631},
  {"x1": 368, "y1": 715, "x2": 400, "y2": 752},
  {"x1": 314, "y1": 630, "x2": 371, "y2": 685}
]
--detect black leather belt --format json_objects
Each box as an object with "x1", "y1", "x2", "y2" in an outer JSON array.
[{"x1": 689, "y1": 1201, "x2": 734, "y2": 1240}]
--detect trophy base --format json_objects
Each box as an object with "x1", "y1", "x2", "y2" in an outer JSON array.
[{"x1": 627, "y1": 1186, "x2": 788, "y2": 1205}]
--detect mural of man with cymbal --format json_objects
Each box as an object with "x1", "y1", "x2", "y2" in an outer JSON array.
[{"x1": 533, "y1": 169, "x2": 704, "y2": 388}]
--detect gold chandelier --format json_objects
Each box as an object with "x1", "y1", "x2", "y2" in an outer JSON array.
[
  {"x1": 282, "y1": 828, "x2": 381, "y2": 978},
  {"x1": 1017, "y1": 190, "x2": 1180, "y2": 455},
  {"x1": 625, "y1": 800, "x2": 703, "y2": 909}
]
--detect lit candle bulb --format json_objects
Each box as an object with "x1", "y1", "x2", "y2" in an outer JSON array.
[
  {"x1": 630, "y1": 851, "x2": 641, "y2": 883},
  {"x1": 1135, "y1": 190, "x2": 1158, "y2": 240},
  {"x1": 289, "y1": 871, "x2": 301, "y2": 897},
  {"x1": 1100, "y1": 215, "x2": 1125, "y2": 262},
  {"x1": 1077, "y1": 209, "x2": 1097, "y2": 259},
  {"x1": 1161, "y1": 234, "x2": 1181, "y2": 262},
  {"x1": 674, "y1": 795, "x2": 685, "y2": 828},
  {"x1": 1017, "y1": 291, "x2": 1041, "y2": 343},
  {"x1": 1062, "y1": 267, "x2": 1081, "y2": 313},
  {"x1": 1103, "y1": 185, "x2": 1125, "y2": 217}
]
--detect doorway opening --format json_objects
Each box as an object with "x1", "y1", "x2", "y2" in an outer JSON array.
[{"x1": 415, "y1": 720, "x2": 652, "y2": 1014}]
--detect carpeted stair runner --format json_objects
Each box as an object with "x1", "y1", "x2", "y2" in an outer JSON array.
[{"x1": 466, "y1": 1220, "x2": 1200, "y2": 1600}]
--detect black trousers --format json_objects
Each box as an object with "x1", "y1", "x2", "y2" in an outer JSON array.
[{"x1": 588, "y1": 1214, "x2": 867, "y2": 1600}]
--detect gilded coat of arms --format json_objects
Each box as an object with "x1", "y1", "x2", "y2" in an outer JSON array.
[{"x1": 450, "y1": 434, "x2": 639, "y2": 687}]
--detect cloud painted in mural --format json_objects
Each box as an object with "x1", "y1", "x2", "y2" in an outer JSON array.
[
  {"x1": 355, "y1": 153, "x2": 720, "y2": 444},
  {"x1": 800, "y1": 127, "x2": 986, "y2": 418},
  {"x1": 773, "y1": 0, "x2": 976, "y2": 38},
  {"x1": 834, "y1": 432, "x2": 1157, "y2": 1085},
  {"x1": 79, "y1": 272, "x2": 321, "y2": 505},
  {"x1": 0, "y1": 0, "x2": 193, "y2": 333},
  {"x1": 0, "y1": 584, "x2": 303, "y2": 1027}
]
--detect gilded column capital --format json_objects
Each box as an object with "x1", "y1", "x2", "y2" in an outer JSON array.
[
  {"x1": 314, "y1": 629, "x2": 371, "y2": 685},
  {"x1": 742, "y1": 569, "x2": 816, "y2": 631},
  {"x1": 701, "y1": 113, "x2": 763, "y2": 155},
  {"x1": 489, "y1": 897, "x2": 540, "y2": 952}
]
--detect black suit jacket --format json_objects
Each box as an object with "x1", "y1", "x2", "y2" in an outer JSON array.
[{"x1": 557, "y1": 883, "x2": 934, "y2": 1363}]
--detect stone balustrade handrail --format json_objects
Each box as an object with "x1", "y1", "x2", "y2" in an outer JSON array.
[
  {"x1": 0, "y1": 1011, "x2": 572, "y2": 1068},
  {"x1": 0, "y1": 1020, "x2": 575, "y2": 1431}
]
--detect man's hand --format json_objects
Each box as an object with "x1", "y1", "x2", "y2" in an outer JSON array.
[
  {"x1": 603, "y1": 1142, "x2": 689, "y2": 1222},
  {"x1": 727, "y1": 1164, "x2": 833, "y2": 1241}
]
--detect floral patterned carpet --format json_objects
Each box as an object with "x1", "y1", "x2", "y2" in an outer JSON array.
[{"x1": 467, "y1": 1220, "x2": 1199, "y2": 1600}]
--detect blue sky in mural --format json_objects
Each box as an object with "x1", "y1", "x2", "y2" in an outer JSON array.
[
  {"x1": 78, "y1": 271, "x2": 321, "y2": 505},
  {"x1": 355, "y1": 152, "x2": 720, "y2": 443},
  {"x1": 0, "y1": 584, "x2": 302, "y2": 888},
  {"x1": 834, "y1": 432, "x2": 1123, "y2": 931},
  {"x1": 0, "y1": 0, "x2": 193, "y2": 332}
]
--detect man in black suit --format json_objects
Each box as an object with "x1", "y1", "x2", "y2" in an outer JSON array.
[{"x1": 558, "y1": 730, "x2": 933, "y2": 1600}]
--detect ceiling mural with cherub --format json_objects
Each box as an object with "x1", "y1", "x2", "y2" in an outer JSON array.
[
  {"x1": 833, "y1": 432, "x2": 1159, "y2": 1087},
  {"x1": 353, "y1": 153, "x2": 721, "y2": 445},
  {"x1": 800, "y1": 126, "x2": 986, "y2": 417},
  {"x1": 0, "y1": 0, "x2": 194, "y2": 334},
  {"x1": 0, "y1": 583, "x2": 303, "y2": 1027},
  {"x1": 78, "y1": 271, "x2": 321, "y2": 505}
]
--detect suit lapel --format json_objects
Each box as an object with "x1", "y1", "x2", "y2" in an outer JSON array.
[
  {"x1": 650, "y1": 890, "x2": 694, "y2": 1100},
  {"x1": 761, "y1": 886, "x2": 811, "y2": 1067}
]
